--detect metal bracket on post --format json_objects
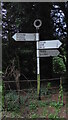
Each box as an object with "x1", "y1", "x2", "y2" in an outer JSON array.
[{"x1": 34, "y1": 19, "x2": 42, "y2": 100}]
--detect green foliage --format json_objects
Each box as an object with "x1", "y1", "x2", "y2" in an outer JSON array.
[
  {"x1": 49, "y1": 82, "x2": 64, "y2": 118},
  {"x1": 48, "y1": 113, "x2": 59, "y2": 119},
  {"x1": 58, "y1": 83, "x2": 63, "y2": 106},
  {"x1": 31, "y1": 113, "x2": 39, "y2": 118},
  {"x1": 0, "y1": 71, "x2": 2, "y2": 93},
  {"x1": 5, "y1": 91, "x2": 23, "y2": 111},
  {"x1": 38, "y1": 101, "x2": 47, "y2": 107},
  {"x1": 49, "y1": 101, "x2": 61, "y2": 118},
  {"x1": 47, "y1": 82, "x2": 51, "y2": 88},
  {"x1": 43, "y1": 108, "x2": 48, "y2": 117},
  {"x1": 50, "y1": 101, "x2": 61, "y2": 108},
  {"x1": 2, "y1": 87, "x2": 66, "y2": 118},
  {"x1": 2, "y1": 81, "x2": 5, "y2": 109},
  {"x1": 47, "y1": 82, "x2": 51, "y2": 90},
  {"x1": 46, "y1": 82, "x2": 51, "y2": 95},
  {"x1": 0, "y1": 86, "x2": 2, "y2": 93},
  {"x1": 41, "y1": 83, "x2": 52, "y2": 96},
  {"x1": 53, "y1": 57, "x2": 66, "y2": 74},
  {"x1": 29, "y1": 102, "x2": 37, "y2": 110}
]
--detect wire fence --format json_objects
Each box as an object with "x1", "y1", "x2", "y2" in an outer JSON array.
[{"x1": 3, "y1": 78, "x2": 60, "y2": 90}]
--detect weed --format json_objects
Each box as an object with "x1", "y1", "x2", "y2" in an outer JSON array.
[
  {"x1": 58, "y1": 83, "x2": 63, "y2": 105},
  {"x1": 31, "y1": 113, "x2": 39, "y2": 118},
  {"x1": 48, "y1": 80, "x2": 64, "y2": 118},
  {"x1": 29, "y1": 102, "x2": 37, "y2": 110},
  {"x1": 46, "y1": 82, "x2": 51, "y2": 94},
  {"x1": 5, "y1": 91, "x2": 24, "y2": 111},
  {"x1": 43, "y1": 107, "x2": 48, "y2": 117},
  {"x1": 38, "y1": 101, "x2": 47, "y2": 107},
  {"x1": 48, "y1": 113, "x2": 59, "y2": 118},
  {"x1": 41, "y1": 82, "x2": 51, "y2": 96}
]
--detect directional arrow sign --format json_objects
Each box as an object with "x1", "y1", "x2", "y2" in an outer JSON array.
[
  {"x1": 12, "y1": 33, "x2": 36, "y2": 41},
  {"x1": 39, "y1": 40, "x2": 62, "y2": 49},
  {"x1": 39, "y1": 50, "x2": 60, "y2": 57}
]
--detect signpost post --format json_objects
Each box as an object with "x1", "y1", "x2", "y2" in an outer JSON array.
[{"x1": 34, "y1": 19, "x2": 42, "y2": 100}]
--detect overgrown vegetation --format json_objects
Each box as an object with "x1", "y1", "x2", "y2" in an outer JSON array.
[
  {"x1": 53, "y1": 57, "x2": 66, "y2": 74},
  {"x1": 2, "y1": 82, "x2": 65, "y2": 118},
  {"x1": 4, "y1": 91, "x2": 21, "y2": 111}
]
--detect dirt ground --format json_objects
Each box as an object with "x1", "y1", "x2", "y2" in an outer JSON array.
[{"x1": 2, "y1": 88, "x2": 67, "y2": 119}]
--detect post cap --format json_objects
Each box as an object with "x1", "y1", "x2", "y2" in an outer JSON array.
[{"x1": 34, "y1": 19, "x2": 42, "y2": 29}]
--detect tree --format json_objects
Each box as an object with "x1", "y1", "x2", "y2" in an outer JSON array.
[
  {"x1": 50, "y1": 3, "x2": 67, "y2": 76},
  {"x1": 51, "y1": 2, "x2": 68, "y2": 91}
]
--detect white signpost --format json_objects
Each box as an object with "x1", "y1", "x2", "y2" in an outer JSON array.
[
  {"x1": 12, "y1": 33, "x2": 36, "y2": 41},
  {"x1": 39, "y1": 50, "x2": 60, "y2": 57},
  {"x1": 12, "y1": 19, "x2": 62, "y2": 100},
  {"x1": 39, "y1": 40, "x2": 62, "y2": 49}
]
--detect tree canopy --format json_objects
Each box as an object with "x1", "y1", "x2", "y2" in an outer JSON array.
[{"x1": 2, "y1": 2, "x2": 68, "y2": 80}]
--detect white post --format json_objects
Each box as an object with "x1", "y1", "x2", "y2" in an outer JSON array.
[
  {"x1": 36, "y1": 33, "x2": 40, "y2": 74},
  {"x1": 34, "y1": 19, "x2": 42, "y2": 100},
  {"x1": 36, "y1": 33, "x2": 41, "y2": 99}
]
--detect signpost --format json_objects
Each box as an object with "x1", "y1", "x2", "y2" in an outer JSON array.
[
  {"x1": 12, "y1": 19, "x2": 62, "y2": 100},
  {"x1": 39, "y1": 40, "x2": 62, "y2": 49},
  {"x1": 12, "y1": 33, "x2": 36, "y2": 41},
  {"x1": 39, "y1": 50, "x2": 60, "y2": 57}
]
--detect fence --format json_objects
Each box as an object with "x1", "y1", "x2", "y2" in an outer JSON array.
[{"x1": 3, "y1": 77, "x2": 60, "y2": 91}]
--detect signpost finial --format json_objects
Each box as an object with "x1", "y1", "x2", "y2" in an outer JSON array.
[{"x1": 34, "y1": 19, "x2": 42, "y2": 30}]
